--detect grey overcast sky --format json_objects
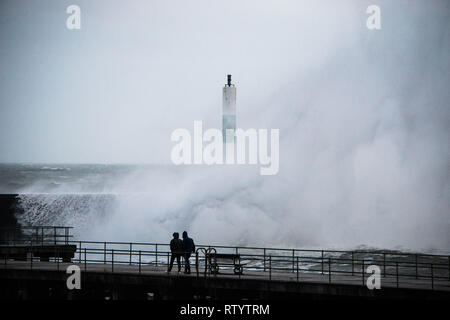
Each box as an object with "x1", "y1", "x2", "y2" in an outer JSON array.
[{"x1": 0, "y1": 0, "x2": 448, "y2": 164}]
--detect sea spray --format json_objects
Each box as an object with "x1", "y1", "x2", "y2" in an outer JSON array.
[{"x1": 16, "y1": 194, "x2": 116, "y2": 240}]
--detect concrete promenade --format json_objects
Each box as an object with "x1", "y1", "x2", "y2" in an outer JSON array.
[{"x1": 1, "y1": 259, "x2": 449, "y2": 300}]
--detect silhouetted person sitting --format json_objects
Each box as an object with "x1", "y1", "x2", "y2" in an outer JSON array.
[
  {"x1": 168, "y1": 232, "x2": 183, "y2": 273},
  {"x1": 182, "y1": 231, "x2": 195, "y2": 274}
]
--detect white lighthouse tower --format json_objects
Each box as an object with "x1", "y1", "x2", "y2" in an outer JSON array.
[{"x1": 222, "y1": 74, "x2": 236, "y2": 143}]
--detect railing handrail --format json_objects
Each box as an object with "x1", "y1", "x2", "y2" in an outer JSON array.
[
  {"x1": 3, "y1": 238, "x2": 449, "y2": 260},
  {"x1": 70, "y1": 247, "x2": 450, "y2": 268},
  {"x1": 2, "y1": 236, "x2": 449, "y2": 265},
  {"x1": 61, "y1": 239, "x2": 450, "y2": 259}
]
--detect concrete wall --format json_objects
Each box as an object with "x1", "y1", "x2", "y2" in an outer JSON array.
[
  {"x1": 0, "y1": 194, "x2": 21, "y2": 241},
  {"x1": 1, "y1": 268, "x2": 449, "y2": 300}
]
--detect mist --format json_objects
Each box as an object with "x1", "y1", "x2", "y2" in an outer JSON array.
[{"x1": 1, "y1": 1, "x2": 449, "y2": 252}]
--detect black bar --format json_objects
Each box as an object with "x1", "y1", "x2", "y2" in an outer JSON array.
[
  {"x1": 321, "y1": 251, "x2": 324, "y2": 274},
  {"x1": 129, "y1": 243, "x2": 132, "y2": 266},
  {"x1": 292, "y1": 250, "x2": 295, "y2": 273},
  {"x1": 351, "y1": 252, "x2": 354, "y2": 276},
  {"x1": 415, "y1": 254, "x2": 418, "y2": 279},
  {"x1": 362, "y1": 260, "x2": 365, "y2": 286},
  {"x1": 396, "y1": 262, "x2": 399, "y2": 288},
  {"x1": 263, "y1": 248, "x2": 266, "y2": 272},
  {"x1": 328, "y1": 258, "x2": 331, "y2": 284},
  {"x1": 431, "y1": 263, "x2": 434, "y2": 290},
  {"x1": 269, "y1": 256, "x2": 272, "y2": 281}
]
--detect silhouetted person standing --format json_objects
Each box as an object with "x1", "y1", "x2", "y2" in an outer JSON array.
[
  {"x1": 182, "y1": 231, "x2": 195, "y2": 274},
  {"x1": 168, "y1": 232, "x2": 183, "y2": 273}
]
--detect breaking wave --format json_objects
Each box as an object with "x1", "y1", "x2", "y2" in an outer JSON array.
[{"x1": 16, "y1": 194, "x2": 117, "y2": 240}]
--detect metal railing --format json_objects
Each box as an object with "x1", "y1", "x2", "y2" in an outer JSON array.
[
  {"x1": 0, "y1": 226, "x2": 73, "y2": 245},
  {"x1": 2, "y1": 238, "x2": 449, "y2": 291}
]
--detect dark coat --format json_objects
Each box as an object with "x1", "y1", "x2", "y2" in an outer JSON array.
[
  {"x1": 182, "y1": 236, "x2": 195, "y2": 253},
  {"x1": 170, "y1": 238, "x2": 183, "y2": 254}
]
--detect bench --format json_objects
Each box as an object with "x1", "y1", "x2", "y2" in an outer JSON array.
[{"x1": 205, "y1": 253, "x2": 245, "y2": 275}]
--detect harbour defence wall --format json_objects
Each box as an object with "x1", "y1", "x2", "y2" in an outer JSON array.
[
  {"x1": 1, "y1": 267, "x2": 450, "y2": 300},
  {"x1": 0, "y1": 194, "x2": 20, "y2": 240}
]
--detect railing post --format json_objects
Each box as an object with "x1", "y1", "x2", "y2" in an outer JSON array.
[
  {"x1": 84, "y1": 248, "x2": 87, "y2": 272},
  {"x1": 292, "y1": 250, "x2": 295, "y2": 273},
  {"x1": 129, "y1": 243, "x2": 132, "y2": 266},
  {"x1": 30, "y1": 239, "x2": 33, "y2": 269},
  {"x1": 263, "y1": 248, "x2": 266, "y2": 272},
  {"x1": 79, "y1": 241, "x2": 82, "y2": 263},
  {"x1": 167, "y1": 252, "x2": 169, "y2": 270},
  {"x1": 351, "y1": 252, "x2": 354, "y2": 276},
  {"x1": 321, "y1": 250, "x2": 324, "y2": 275},
  {"x1": 431, "y1": 263, "x2": 434, "y2": 290},
  {"x1": 415, "y1": 254, "x2": 418, "y2": 279},
  {"x1": 155, "y1": 244, "x2": 158, "y2": 267},
  {"x1": 54, "y1": 227, "x2": 57, "y2": 245},
  {"x1": 296, "y1": 256, "x2": 299, "y2": 282},
  {"x1": 104, "y1": 242, "x2": 106, "y2": 264},
  {"x1": 396, "y1": 262, "x2": 399, "y2": 288},
  {"x1": 362, "y1": 259, "x2": 365, "y2": 286},
  {"x1": 383, "y1": 253, "x2": 386, "y2": 277},
  {"x1": 139, "y1": 250, "x2": 141, "y2": 274},
  {"x1": 112, "y1": 249, "x2": 114, "y2": 273},
  {"x1": 195, "y1": 251, "x2": 199, "y2": 277},
  {"x1": 269, "y1": 255, "x2": 272, "y2": 281},
  {"x1": 328, "y1": 258, "x2": 331, "y2": 284}
]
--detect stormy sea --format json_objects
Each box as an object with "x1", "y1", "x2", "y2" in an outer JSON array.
[{"x1": 0, "y1": 163, "x2": 448, "y2": 257}]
